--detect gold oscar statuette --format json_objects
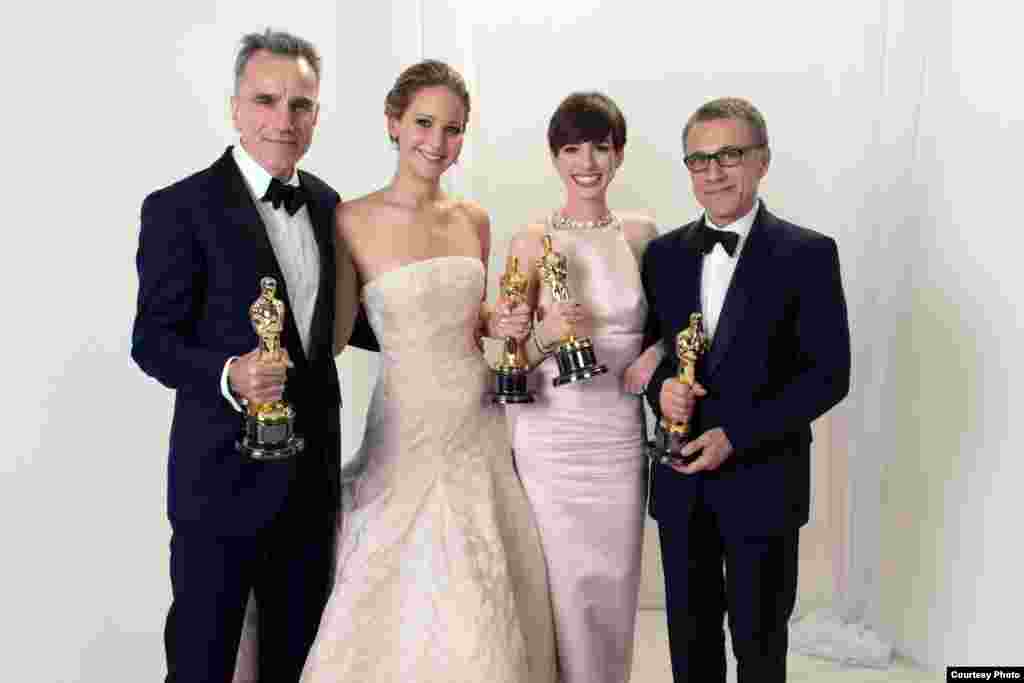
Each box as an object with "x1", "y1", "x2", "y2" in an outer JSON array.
[
  {"x1": 490, "y1": 256, "x2": 535, "y2": 404},
  {"x1": 236, "y1": 276, "x2": 304, "y2": 461},
  {"x1": 652, "y1": 312, "x2": 708, "y2": 465},
  {"x1": 536, "y1": 234, "x2": 607, "y2": 387}
]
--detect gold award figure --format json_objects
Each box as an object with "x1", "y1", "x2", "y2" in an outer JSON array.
[
  {"x1": 537, "y1": 236, "x2": 571, "y2": 306},
  {"x1": 249, "y1": 277, "x2": 288, "y2": 417},
  {"x1": 673, "y1": 312, "x2": 707, "y2": 394},
  {"x1": 653, "y1": 312, "x2": 708, "y2": 464},
  {"x1": 490, "y1": 257, "x2": 535, "y2": 404},
  {"x1": 536, "y1": 234, "x2": 607, "y2": 387},
  {"x1": 236, "y1": 277, "x2": 305, "y2": 460}
]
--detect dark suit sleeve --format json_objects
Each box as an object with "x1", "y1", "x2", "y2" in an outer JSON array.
[
  {"x1": 641, "y1": 239, "x2": 676, "y2": 420},
  {"x1": 723, "y1": 237, "x2": 851, "y2": 452},
  {"x1": 131, "y1": 191, "x2": 228, "y2": 392},
  {"x1": 347, "y1": 305, "x2": 379, "y2": 352}
]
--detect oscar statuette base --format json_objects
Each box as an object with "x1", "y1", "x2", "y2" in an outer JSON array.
[
  {"x1": 649, "y1": 419, "x2": 698, "y2": 467},
  {"x1": 236, "y1": 410, "x2": 305, "y2": 462},
  {"x1": 552, "y1": 337, "x2": 608, "y2": 387},
  {"x1": 491, "y1": 367, "x2": 535, "y2": 404}
]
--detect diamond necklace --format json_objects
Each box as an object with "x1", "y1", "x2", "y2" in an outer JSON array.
[{"x1": 549, "y1": 209, "x2": 620, "y2": 231}]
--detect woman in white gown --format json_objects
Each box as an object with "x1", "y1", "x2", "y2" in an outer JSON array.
[{"x1": 287, "y1": 60, "x2": 556, "y2": 682}]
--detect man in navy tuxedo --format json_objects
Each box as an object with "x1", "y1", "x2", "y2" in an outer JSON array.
[
  {"x1": 132, "y1": 29, "x2": 375, "y2": 682},
  {"x1": 642, "y1": 97, "x2": 851, "y2": 682}
]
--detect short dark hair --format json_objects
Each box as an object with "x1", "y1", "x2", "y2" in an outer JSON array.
[
  {"x1": 547, "y1": 92, "x2": 627, "y2": 156},
  {"x1": 234, "y1": 29, "x2": 321, "y2": 94},
  {"x1": 385, "y1": 60, "x2": 471, "y2": 144},
  {"x1": 682, "y1": 97, "x2": 769, "y2": 155}
]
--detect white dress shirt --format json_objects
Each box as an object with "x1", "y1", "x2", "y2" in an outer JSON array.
[
  {"x1": 220, "y1": 145, "x2": 321, "y2": 411},
  {"x1": 700, "y1": 199, "x2": 760, "y2": 341}
]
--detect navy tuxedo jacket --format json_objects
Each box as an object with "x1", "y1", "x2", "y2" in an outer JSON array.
[
  {"x1": 132, "y1": 147, "x2": 373, "y2": 536},
  {"x1": 642, "y1": 205, "x2": 851, "y2": 537}
]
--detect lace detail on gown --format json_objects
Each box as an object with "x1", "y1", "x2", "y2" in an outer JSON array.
[{"x1": 300, "y1": 256, "x2": 556, "y2": 683}]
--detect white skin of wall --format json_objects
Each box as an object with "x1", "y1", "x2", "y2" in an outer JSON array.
[
  {"x1": 6, "y1": 0, "x2": 1019, "y2": 680},
  {"x1": 879, "y1": 0, "x2": 1024, "y2": 668},
  {"x1": 2, "y1": 2, "x2": 400, "y2": 680}
]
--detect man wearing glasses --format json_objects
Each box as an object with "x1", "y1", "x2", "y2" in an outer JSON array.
[{"x1": 640, "y1": 97, "x2": 851, "y2": 682}]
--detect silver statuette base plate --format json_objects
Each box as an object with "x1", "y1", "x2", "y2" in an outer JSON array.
[
  {"x1": 237, "y1": 435, "x2": 305, "y2": 461},
  {"x1": 649, "y1": 421, "x2": 697, "y2": 467},
  {"x1": 552, "y1": 364, "x2": 608, "y2": 387}
]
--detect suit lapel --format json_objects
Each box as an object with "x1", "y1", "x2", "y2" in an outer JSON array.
[
  {"x1": 213, "y1": 149, "x2": 308, "y2": 368},
  {"x1": 678, "y1": 222, "x2": 705, "y2": 317},
  {"x1": 704, "y1": 205, "x2": 775, "y2": 377},
  {"x1": 663, "y1": 222, "x2": 705, "y2": 355}
]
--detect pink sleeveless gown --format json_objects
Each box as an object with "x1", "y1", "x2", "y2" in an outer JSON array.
[{"x1": 509, "y1": 225, "x2": 648, "y2": 683}]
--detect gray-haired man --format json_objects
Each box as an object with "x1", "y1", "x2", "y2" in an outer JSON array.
[{"x1": 132, "y1": 29, "x2": 374, "y2": 681}]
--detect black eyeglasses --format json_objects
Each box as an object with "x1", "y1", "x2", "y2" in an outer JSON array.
[{"x1": 683, "y1": 143, "x2": 766, "y2": 172}]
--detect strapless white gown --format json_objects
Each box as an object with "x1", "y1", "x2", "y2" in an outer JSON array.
[{"x1": 299, "y1": 256, "x2": 557, "y2": 683}]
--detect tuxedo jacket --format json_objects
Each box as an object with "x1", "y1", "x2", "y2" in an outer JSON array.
[
  {"x1": 132, "y1": 147, "x2": 376, "y2": 537},
  {"x1": 642, "y1": 204, "x2": 851, "y2": 538}
]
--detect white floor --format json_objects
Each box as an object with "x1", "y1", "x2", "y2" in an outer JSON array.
[{"x1": 630, "y1": 609, "x2": 940, "y2": 683}]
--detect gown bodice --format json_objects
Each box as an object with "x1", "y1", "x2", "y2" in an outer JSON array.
[{"x1": 362, "y1": 255, "x2": 485, "y2": 363}]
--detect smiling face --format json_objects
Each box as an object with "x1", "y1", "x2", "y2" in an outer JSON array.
[
  {"x1": 685, "y1": 117, "x2": 769, "y2": 227},
  {"x1": 387, "y1": 85, "x2": 466, "y2": 180},
  {"x1": 553, "y1": 135, "x2": 620, "y2": 202},
  {"x1": 231, "y1": 49, "x2": 320, "y2": 179}
]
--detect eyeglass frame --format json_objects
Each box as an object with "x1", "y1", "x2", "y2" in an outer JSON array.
[{"x1": 683, "y1": 143, "x2": 767, "y2": 173}]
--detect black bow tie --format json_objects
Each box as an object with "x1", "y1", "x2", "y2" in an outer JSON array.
[
  {"x1": 699, "y1": 224, "x2": 740, "y2": 257},
  {"x1": 262, "y1": 178, "x2": 308, "y2": 216}
]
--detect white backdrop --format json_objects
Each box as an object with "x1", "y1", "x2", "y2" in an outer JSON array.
[{"x1": 4, "y1": 0, "x2": 1022, "y2": 679}]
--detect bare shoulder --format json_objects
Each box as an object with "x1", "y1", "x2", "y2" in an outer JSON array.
[
  {"x1": 617, "y1": 211, "x2": 659, "y2": 264},
  {"x1": 336, "y1": 190, "x2": 386, "y2": 235},
  {"x1": 448, "y1": 198, "x2": 490, "y2": 230},
  {"x1": 511, "y1": 219, "x2": 549, "y2": 245},
  {"x1": 618, "y1": 211, "x2": 659, "y2": 242},
  {"x1": 508, "y1": 220, "x2": 549, "y2": 258}
]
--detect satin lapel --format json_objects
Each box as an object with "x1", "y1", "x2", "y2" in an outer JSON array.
[
  {"x1": 661, "y1": 222, "x2": 706, "y2": 364},
  {"x1": 214, "y1": 149, "x2": 307, "y2": 367},
  {"x1": 300, "y1": 170, "x2": 335, "y2": 366},
  {"x1": 704, "y1": 206, "x2": 773, "y2": 377},
  {"x1": 678, "y1": 222, "x2": 705, "y2": 322}
]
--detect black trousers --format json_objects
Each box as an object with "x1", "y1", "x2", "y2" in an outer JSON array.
[
  {"x1": 164, "y1": 488, "x2": 333, "y2": 683},
  {"x1": 658, "y1": 496, "x2": 799, "y2": 683}
]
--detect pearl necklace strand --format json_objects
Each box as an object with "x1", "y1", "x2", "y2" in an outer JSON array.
[{"x1": 549, "y1": 210, "x2": 621, "y2": 231}]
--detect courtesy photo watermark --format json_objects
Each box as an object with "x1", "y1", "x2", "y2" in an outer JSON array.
[{"x1": 948, "y1": 667, "x2": 1024, "y2": 681}]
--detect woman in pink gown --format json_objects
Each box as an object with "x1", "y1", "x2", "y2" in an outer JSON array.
[{"x1": 497, "y1": 92, "x2": 664, "y2": 683}]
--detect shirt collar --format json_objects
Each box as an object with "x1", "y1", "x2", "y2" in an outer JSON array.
[
  {"x1": 704, "y1": 197, "x2": 759, "y2": 237},
  {"x1": 232, "y1": 144, "x2": 299, "y2": 200},
  {"x1": 702, "y1": 197, "x2": 759, "y2": 255}
]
